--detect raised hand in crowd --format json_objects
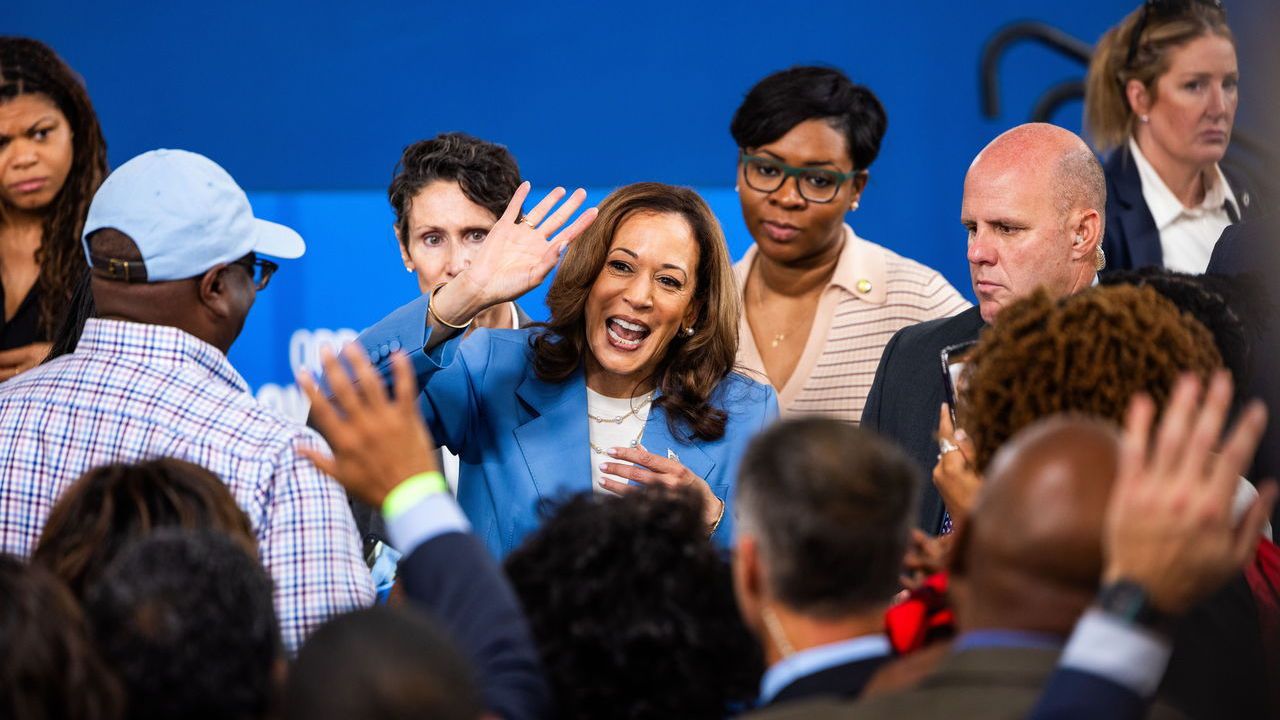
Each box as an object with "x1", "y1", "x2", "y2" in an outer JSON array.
[
  {"x1": 298, "y1": 344, "x2": 435, "y2": 505},
  {"x1": 429, "y1": 183, "x2": 597, "y2": 335},
  {"x1": 931, "y1": 403, "x2": 982, "y2": 523},
  {"x1": 1105, "y1": 371, "x2": 1277, "y2": 615}
]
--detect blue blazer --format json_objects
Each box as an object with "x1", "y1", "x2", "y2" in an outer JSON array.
[{"x1": 357, "y1": 294, "x2": 779, "y2": 558}]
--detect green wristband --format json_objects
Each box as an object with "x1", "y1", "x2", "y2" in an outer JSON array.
[{"x1": 381, "y1": 471, "x2": 448, "y2": 522}]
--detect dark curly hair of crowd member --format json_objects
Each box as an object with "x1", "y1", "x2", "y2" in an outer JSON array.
[
  {"x1": 730, "y1": 65, "x2": 887, "y2": 173},
  {"x1": 0, "y1": 38, "x2": 109, "y2": 335},
  {"x1": 504, "y1": 488, "x2": 762, "y2": 720},
  {"x1": 85, "y1": 528, "x2": 281, "y2": 720},
  {"x1": 32, "y1": 457, "x2": 256, "y2": 601},
  {"x1": 0, "y1": 555, "x2": 122, "y2": 720},
  {"x1": 285, "y1": 606, "x2": 484, "y2": 720},
  {"x1": 1100, "y1": 267, "x2": 1250, "y2": 394},
  {"x1": 387, "y1": 132, "x2": 522, "y2": 242},
  {"x1": 958, "y1": 284, "x2": 1221, "y2": 472}
]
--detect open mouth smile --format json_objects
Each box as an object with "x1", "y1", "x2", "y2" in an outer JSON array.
[{"x1": 605, "y1": 316, "x2": 651, "y2": 351}]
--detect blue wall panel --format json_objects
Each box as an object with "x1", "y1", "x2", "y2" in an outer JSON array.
[{"x1": 12, "y1": 1, "x2": 1275, "y2": 417}]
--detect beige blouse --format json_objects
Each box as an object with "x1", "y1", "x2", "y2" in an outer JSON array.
[{"x1": 734, "y1": 225, "x2": 971, "y2": 423}]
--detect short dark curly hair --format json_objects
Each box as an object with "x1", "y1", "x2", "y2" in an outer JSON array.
[
  {"x1": 959, "y1": 284, "x2": 1222, "y2": 472},
  {"x1": 730, "y1": 66, "x2": 887, "y2": 171},
  {"x1": 504, "y1": 489, "x2": 762, "y2": 720},
  {"x1": 387, "y1": 131, "x2": 521, "y2": 244},
  {"x1": 85, "y1": 528, "x2": 281, "y2": 720},
  {"x1": 1100, "y1": 267, "x2": 1249, "y2": 395}
]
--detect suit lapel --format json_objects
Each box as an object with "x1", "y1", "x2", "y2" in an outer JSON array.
[
  {"x1": 513, "y1": 367, "x2": 593, "y2": 501},
  {"x1": 1111, "y1": 148, "x2": 1164, "y2": 268},
  {"x1": 642, "y1": 396, "x2": 717, "y2": 483}
]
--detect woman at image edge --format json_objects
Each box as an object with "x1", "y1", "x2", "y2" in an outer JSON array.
[
  {"x1": 352, "y1": 182, "x2": 778, "y2": 557},
  {"x1": 1085, "y1": 0, "x2": 1259, "y2": 273}
]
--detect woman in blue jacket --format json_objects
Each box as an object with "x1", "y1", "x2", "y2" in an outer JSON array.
[{"x1": 352, "y1": 181, "x2": 778, "y2": 557}]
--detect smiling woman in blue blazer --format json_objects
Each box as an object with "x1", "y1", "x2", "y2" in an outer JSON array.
[{"x1": 355, "y1": 182, "x2": 778, "y2": 558}]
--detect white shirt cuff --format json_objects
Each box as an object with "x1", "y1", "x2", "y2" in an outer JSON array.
[{"x1": 1060, "y1": 607, "x2": 1173, "y2": 697}]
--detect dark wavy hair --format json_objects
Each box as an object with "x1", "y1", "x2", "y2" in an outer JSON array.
[
  {"x1": 730, "y1": 65, "x2": 888, "y2": 172},
  {"x1": 0, "y1": 555, "x2": 123, "y2": 720},
  {"x1": 959, "y1": 285, "x2": 1222, "y2": 471},
  {"x1": 532, "y1": 182, "x2": 740, "y2": 441},
  {"x1": 0, "y1": 38, "x2": 108, "y2": 335},
  {"x1": 32, "y1": 458, "x2": 255, "y2": 601},
  {"x1": 85, "y1": 528, "x2": 281, "y2": 720},
  {"x1": 387, "y1": 131, "x2": 522, "y2": 244},
  {"x1": 504, "y1": 488, "x2": 762, "y2": 720}
]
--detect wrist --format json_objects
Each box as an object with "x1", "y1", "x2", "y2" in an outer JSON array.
[
  {"x1": 1095, "y1": 578, "x2": 1181, "y2": 637},
  {"x1": 381, "y1": 471, "x2": 449, "y2": 522},
  {"x1": 432, "y1": 278, "x2": 488, "y2": 328}
]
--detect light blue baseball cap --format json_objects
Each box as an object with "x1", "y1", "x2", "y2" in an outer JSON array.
[{"x1": 82, "y1": 149, "x2": 305, "y2": 282}]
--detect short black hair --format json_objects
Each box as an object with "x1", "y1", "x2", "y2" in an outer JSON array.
[
  {"x1": 504, "y1": 489, "x2": 762, "y2": 720},
  {"x1": 387, "y1": 132, "x2": 522, "y2": 242},
  {"x1": 85, "y1": 528, "x2": 281, "y2": 720},
  {"x1": 730, "y1": 66, "x2": 888, "y2": 171},
  {"x1": 736, "y1": 417, "x2": 919, "y2": 616},
  {"x1": 0, "y1": 555, "x2": 122, "y2": 720},
  {"x1": 284, "y1": 606, "x2": 483, "y2": 720}
]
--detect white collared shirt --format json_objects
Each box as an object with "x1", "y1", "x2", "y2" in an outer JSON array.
[{"x1": 1129, "y1": 138, "x2": 1239, "y2": 274}]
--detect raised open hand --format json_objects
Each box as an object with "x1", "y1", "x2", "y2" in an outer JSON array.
[
  {"x1": 433, "y1": 182, "x2": 597, "y2": 325},
  {"x1": 297, "y1": 343, "x2": 437, "y2": 507},
  {"x1": 1104, "y1": 371, "x2": 1277, "y2": 616}
]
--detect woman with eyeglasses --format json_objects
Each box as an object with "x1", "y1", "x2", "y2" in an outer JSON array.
[
  {"x1": 1086, "y1": 0, "x2": 1259, "y2": 273},
  {"x1": 730, "y1": 67, "x2": 968, "y2": 423},
  {"x1": 0, "y1": 38, "x2": 108, "y2": 381}
]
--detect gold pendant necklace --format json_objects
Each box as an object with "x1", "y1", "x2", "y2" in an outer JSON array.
[{"x1": 770, "y1": 332, "x2": 788, "y2": 348}]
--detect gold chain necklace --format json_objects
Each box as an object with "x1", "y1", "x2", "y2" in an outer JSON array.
[{"x1": 587, "y1": 392, "x2": 654, "y2": 425}]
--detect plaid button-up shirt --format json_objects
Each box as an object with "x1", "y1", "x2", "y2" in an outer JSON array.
[{"x1": 0, "y1": 319, "x2": 373, "y2": 652}]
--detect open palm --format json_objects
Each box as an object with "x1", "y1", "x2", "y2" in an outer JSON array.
[{"x1": 459, "y1": 182, "x2": 597, "y2": 308}]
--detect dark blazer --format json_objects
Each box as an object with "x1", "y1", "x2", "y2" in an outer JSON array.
[
  {"x1": 744, "y1": 647, "x2": 1184, "y2": 720},
  {"x1": 1207, "y1": 215, "x2": 1280, "y2": 495},
  {"x1": 1101, "y1": 144, "x2": 1261, "y2": 273},
  {"x1": 398, "y1": 530, "x2": 550, "y2": 720},
  {"x1": 766, "y1": 655, "x2": 888, "y2": 707},
  {"x1": 861, "y1": 306, "x2": 986, "y2": 533}
]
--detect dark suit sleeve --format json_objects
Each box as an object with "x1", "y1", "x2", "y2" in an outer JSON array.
[
  {"x1": 860, "y1": 326, "x2": 901, "y2": 430},
  {"x1": 399, "y1": 532, "x2": 551, "y2": 720},
  {"x1": 1027, "y1": 669, "x2": 1147, "y2": 720}
]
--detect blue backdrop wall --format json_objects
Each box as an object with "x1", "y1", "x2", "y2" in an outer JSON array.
[{"x1": 13, "y1": 1, "x2": 1277, "y2": 419}]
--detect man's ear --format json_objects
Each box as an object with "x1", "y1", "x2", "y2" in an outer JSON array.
[
  {"x1": 197, "y1": 265, "x2": 235, "y2": 319},
  {"x1": 732, "y1": 535, "x2": 766, "y2": 635},
  {"x1": 1069, "y1": 209, "x2": 1103, "y2": 263}
]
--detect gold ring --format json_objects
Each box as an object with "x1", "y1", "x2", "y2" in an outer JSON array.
[{"x1": 519, "y1": 217, "x2": 537, "y2": 228}]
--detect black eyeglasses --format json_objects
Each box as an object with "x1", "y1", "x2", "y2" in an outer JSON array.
[
  {"x1": 229, "y1": 252, "x2": 278, "y2": 290},
  {"x1": 1125, "y1": 0, "x2": 1226, "y2": 68},
  {"x1": 739, "y1": 151, "x2": 859, "y2": 204}
]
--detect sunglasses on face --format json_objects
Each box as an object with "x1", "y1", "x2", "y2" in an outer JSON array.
[{"x1": 229, "y1": 252, "x2": 278, "y2": 291}]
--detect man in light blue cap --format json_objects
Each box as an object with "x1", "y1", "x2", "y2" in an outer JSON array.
[{"x1": 0, "y1": 149, "x2": 374, "y2": 654}]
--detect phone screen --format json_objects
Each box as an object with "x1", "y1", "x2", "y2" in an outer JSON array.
[{"x1": 939, "y1": 341, "x2": 977, "y2": 425}]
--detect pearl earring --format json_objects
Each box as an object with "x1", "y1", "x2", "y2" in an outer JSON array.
[
  {"x1": 405, "y1": 266, "x2": 414, "y2": 273},
  {"x1": 682, "y1": 326, "x2": 695, "y2": 337},
  {"x1": 850, "y1": 200, "x2": 860, "y2": 212},
  {"x1": 1139, "y1": 114, "x2": 1150, "y2": 124}
]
